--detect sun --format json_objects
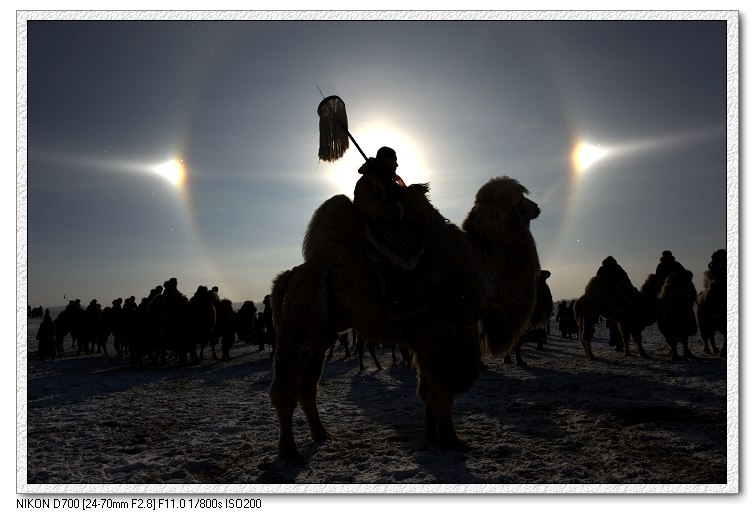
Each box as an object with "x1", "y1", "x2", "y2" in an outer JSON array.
[
  {"x1": 571, "y1": 142, "x2": 607, "y2": 174},
  {"x1": 154, "y1": 158, "x2": 186, "y2": 186},
  {"x1": 323, "y1": 123, "x2": 430, "y2": 195}
]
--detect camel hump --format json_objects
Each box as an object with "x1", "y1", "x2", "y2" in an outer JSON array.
[
  {"x1": 302, "y1": 185, "x2": 444, "y2": 264},
  {"x1": 302, "y1": 194, "x2": 362, "y2": 262},
  {"x1": 583, "y1": 275, "x2": 605, "y2": 295},
  {"x1": 398, "y1": 182, "x2": 448, "y2": 229}
]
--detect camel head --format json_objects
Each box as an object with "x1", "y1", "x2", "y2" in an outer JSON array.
[
  {"x1": 462, "y1": 176, "x2": 540, "y2": 240},
  {"x1": 477, "y1": 176, "x2": 539, "y2": 221}
]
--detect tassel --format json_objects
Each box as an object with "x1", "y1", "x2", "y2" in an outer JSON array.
[{"x1": 317, "y1": 95, "x2": 350, "y2": 162}]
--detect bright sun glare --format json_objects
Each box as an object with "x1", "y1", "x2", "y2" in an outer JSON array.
[
  {"x1": 572, "y1": 142, "x2": 607, "y2": 173},
  {"x1": 154, "y1": 159, "x2": 186, "y2": 186},
  {"x1": 324, "y1": 123, "x2": 430, "y2": 195}
]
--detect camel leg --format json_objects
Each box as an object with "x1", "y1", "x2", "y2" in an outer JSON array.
[
  {"x1": 400, "y1": 346, "x2": 413, "y2": 369},
  {"x1": 221, "y1": 337, "x2": 232, "y2": 361},
  {"x1": 609, "y1": 322, "x2": 623, "y2": 352},
  {"x1": 708, "y1": 334, "x2": 720, "y2": 355},
  {"x1": 578, "y1": 322, "x2": 595, "y2": 360},
  {"x1": 367, "y1": 341, "x2": 382, "y2": 370},
  {"x1": 299, "y1": 348, "x2": 335, "y2": 443},
  {"x1": 703, "y1": 337, "x2": 714, "y2": 355},
  {"x1": 270, "y1": 393, "x2": 304, "y2": 466},
  {"x1": 326, "y1": 341, "x2": 336, "y2": 360},
  {"x1": 270, "y1": 358, "x2": 306, "y2": 466},
  {"x1": 504, "y1": 340, "x2": 521, "y2": 365},
  {"x1": 355, "y1": 338, "x2": 366, "y2": 371},
  {"x1": 633, "y1": 332, "x2": 649, "y2": 358},
  {"x1": 393, "y1": 345, "x2": 413, "y2": 368},
  {"x1": 700, "y1": 331, "x2": 712, "y2": 354},
  {"x1": 417, "y1": 368, "x2": 469, "y2": 452},
  {"x1": 189, "y1": 343, "x2": 200, "y2": 364},
  {"x1": 581, "y1": 339, "x2": 594, "y2": 360},
  {"x1": 269, "y1": 316, "x2": 321, "y2": 466},
  {"x1": 417, "y1": 373, "x2": 438, "y2": 444},
  {"x1": 514, "y1": 343, "x2": 527, "y2": 367},
  {"x1": 430, "y1": 389, "x2": 468, "y2": 452},
  {"x1": 621, "y1": 326, "x2": 632, "y2": 357},
  {"x1": 668, "y1": 340, "x2": 681, "y2": 360}
]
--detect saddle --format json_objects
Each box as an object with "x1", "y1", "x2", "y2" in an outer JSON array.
[
  {"x1": 364, "y1": 222, "x2": 425, "y2": 271},
  {"x1": 362, "y1": 223, "x2": 427, "y2": 320}
]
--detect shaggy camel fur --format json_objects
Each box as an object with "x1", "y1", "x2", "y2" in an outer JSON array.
[
  {"x1": 696, "y1": 270, "x2": 726, "y2": 357},
  {"x1": 574, "y1": 274, "x2": 659, "y2": 360},
  {"x1": 657, "y1": 270, "x2": 698, "y2": 360},
  {"x1": 269, "y1": 177, "x2": 541, "y2": 465},
  {"x1": 505, "y1": 270, "x2": 553, "y2": 366}
]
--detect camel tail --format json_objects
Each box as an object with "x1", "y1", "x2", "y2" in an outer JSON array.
[{"x1": 270, "y1": 266, "x2": 299, "y2": 330}]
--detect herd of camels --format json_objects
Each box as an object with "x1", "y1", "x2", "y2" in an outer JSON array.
[{"x1": 268, "y1": 176, "x2": 726, "y2": 466}]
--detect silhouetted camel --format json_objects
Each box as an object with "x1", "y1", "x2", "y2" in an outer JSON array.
[
  {"x1": 696, "y1": 270, "x2": 726, "y2": 357},
  {"x1": 235, "y1": 301, "x2": 257, "y2": 346},
  {"x1": 574, "y1": 274, "x2": 659, "y2": 360},
  {"x1": 270, "y1": 176, "x2": 541, "y2": 465},
  {"x1": 189, "y1": 286, "x2": 217, "y2": 363},
  {"x1": 657, "y1": 270, "x2": 698, "y2": 360}
]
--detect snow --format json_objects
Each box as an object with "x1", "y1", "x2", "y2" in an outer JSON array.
[{"x1": 19, "y1": 311, "x2": 734, "y2": 498}]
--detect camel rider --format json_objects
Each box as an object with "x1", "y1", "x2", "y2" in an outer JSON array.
[
  {"x1": 705, "y1": 249, "x2": 726, "y2": 315},
  {"x1": 354, "y1": 146, "x2": 407, "y2": 244},
  {"x1": 596, "y1": 256, "x2": 635, "y2": 310},
  {"x1": 707, "y1": 249, "x2": 726, "y2": 284},
  {"x1": 353, "y1": 146, "x2": 425, "y2": 319},
  {"x1": 655, "y1": 250, "x2": 686, "y2": 287}
]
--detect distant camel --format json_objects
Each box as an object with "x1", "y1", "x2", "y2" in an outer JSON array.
[
  {"x1": 574, "y1": 274, "x2": 659, "y2": 360},
  {"x1": 189, "y1": 286, "x2": 217, "y2": 363},
  {"x1": 696, "y1": 270, "x2": 725, "y2": 357},
  {"x1": 213, "y1": 299, "x2": 237, "y2": 361},
  {"x1": 354, "y1": 332, "x2": 412, "y2": 371},
  {"x1": 145, "y1": 290, "x2": 191, "y2": 365},
  {"x1": 53, "y1": 302, "x2": 79, "y2": 355},
  {"x1": 269, "y1": 176, "x2": 541, "y2": 465},
  {"x1": 235, "y1": 301, "x2": 257, "y2": 345},
  {"x1": 145, "y1": 282, "x2": 214, "y2": 366},
  {"x1": 326, "y1": 332, "x2": 352, "y2": 360},
  {"x1": 657, "y1": 270, "x2": 698, "y2": 360}
]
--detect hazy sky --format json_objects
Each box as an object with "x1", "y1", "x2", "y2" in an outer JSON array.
[{"x1": 23, "y1": 14, "x2": 731, "y2": 308}]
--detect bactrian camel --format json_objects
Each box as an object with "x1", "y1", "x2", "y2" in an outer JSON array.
[
  {"x1": 269, "y1": 177, "x2": 541, "y2": 465},
  {"x1": 696, "y1": 270, "x2": 726, "y2": 357},
  {"x1": 573, "y1": 274, "x2": 659, "y2": 360}
]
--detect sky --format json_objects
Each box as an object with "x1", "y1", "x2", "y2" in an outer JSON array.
[{"x1": 21, "y1": 12, "x2": 732, "y2": 309}]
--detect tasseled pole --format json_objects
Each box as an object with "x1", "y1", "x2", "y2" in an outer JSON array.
[{"x1": 317, "y1": 95, "x2": 367, "y2": 162}]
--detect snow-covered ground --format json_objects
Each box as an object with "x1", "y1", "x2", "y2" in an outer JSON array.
[{"x1": 19, "y1": 311, "x2": 733, "y2": 496}]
